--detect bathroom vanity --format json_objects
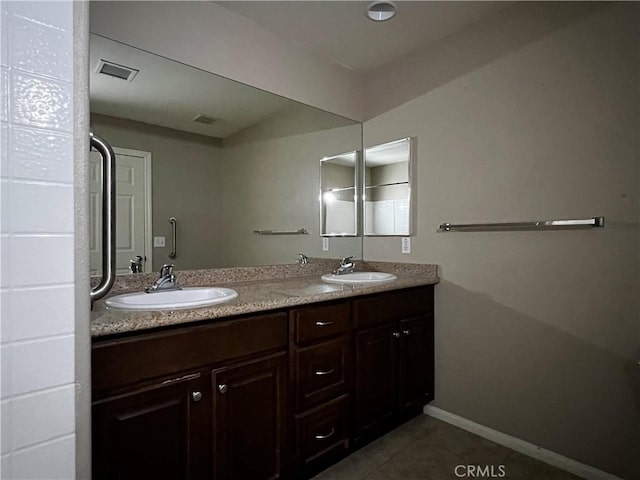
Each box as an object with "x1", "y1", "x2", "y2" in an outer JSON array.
[{"x1": 91, "y1": 265, "x2": 436, "y2": 480}]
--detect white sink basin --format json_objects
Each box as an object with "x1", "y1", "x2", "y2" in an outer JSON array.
[
  {"x1": 321, "y1": 272, "x2": 397, "y2": 285},
  {"x1": 105, "y1": 287, "x2": 238, "y2": 311}
]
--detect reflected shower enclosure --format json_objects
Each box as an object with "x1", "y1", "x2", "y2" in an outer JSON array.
[
  {"x1": 364, "y1": 138, "x2": 415, "y2": 236},
  {"x1": 320, "y1": 151, "x2": 359, "y2": 236}
]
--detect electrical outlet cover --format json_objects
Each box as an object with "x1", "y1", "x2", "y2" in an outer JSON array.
[{"x1": 401, "y1": 237, "x2": 411, "y2": 254}]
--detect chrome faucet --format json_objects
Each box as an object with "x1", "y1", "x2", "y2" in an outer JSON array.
[
  {"x1": 130, "y1": 255, "x2": 143, "y2": 274},
  {"x1": 145, "y1": 264, "x2": 181, "y2": 293},
  {"x1": 334, "y1": 256, "x2": 355, "y2": 275},
  {"x1": 297, "y1": 253, "x2": 309, "y2": 265}
]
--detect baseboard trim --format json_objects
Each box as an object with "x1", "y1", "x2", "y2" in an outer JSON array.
[{"x1": 423, "y1": 405, "x2": 624, "y2": 480}]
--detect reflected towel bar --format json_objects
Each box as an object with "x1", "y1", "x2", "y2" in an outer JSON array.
[
  {"x1": 438, "y1": 217, "x2": 605, "y2": 232},
  {"x1": 254, "y1": 228, "x2": 309, "y2": 235}
]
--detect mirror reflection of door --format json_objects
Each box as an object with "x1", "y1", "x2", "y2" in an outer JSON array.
[
  {"x1": 90, "y1": 147, "x2": 153, "y2": 275},
  {"x1": 364, "y1": 138, "x2": 413, "y2": 236},
  {"x1": 320, "y1": 151, "x2": 358, "y2": 236}
]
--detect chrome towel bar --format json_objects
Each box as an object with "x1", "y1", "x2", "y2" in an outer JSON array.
[
  {"x1": 438, "y1": 217, "x2": 605, "y2": 232},
  {"x1": 254, "y1": 228, "x2": 309, "y2": 235}
]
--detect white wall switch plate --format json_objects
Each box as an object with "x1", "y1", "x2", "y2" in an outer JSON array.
[
  {"x1": 322, "y1": 238, "x2": 330, "y2": 251},
  {"x1": 154, "y1": 236, "x2": 166, "y2": 248},
  {"x1": 401, "y1": 237, "x2": 411, "y2": 254}
]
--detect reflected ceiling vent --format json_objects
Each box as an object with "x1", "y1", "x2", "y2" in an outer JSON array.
[
  {"x1": 96, "y1": 59, "x2": 139, "y2": 82},
  {"x1": 192, "y1": 114, "x2": 218, "y2": 125}
]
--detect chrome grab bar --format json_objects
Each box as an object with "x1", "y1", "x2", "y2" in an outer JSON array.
[
  {"x1": 169, "y1": 217, "x2": 177, "y2": 259},
  {"x1": 90, "y1": 133, "x2": 116, "y2": 302}
]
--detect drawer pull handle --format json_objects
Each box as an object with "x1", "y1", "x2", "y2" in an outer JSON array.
[
  {"x1": 192, "y1": 391, "x2": 203, "y2": 402},
  {"x1": 315, "y1": 367, "x2": 335, "y2": 376},
  {"x1": 315, "y1": 321, "x2": 334, "y2": 327},
  {"x1": 217, "y1": 384, "x2": 228, "y2": 394},
  {"x1": 392, "y1": 332, "x2": 401, "y2": 338},
  {"x1": 403, "y1": 329, "x2": 411, "y2": 336},
  {"x1": 315, "y1": 428, "x2": 335, "y2": 440}
]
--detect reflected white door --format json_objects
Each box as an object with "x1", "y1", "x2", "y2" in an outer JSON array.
[{"x1": 90, "y1": 147, "x2": 152, "y2": 275}]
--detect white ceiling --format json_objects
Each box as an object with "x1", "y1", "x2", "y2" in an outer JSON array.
[
  {"x1": 90, "y1": 2, "x2": 512, "y2": 137},
  {"x1": 217, "y1": 1, "x2": 511, "y2": 73}
]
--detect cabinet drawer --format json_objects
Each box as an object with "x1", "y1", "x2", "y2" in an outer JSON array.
[
  {"x1": 93, "y1": 312, "x2": 288, "y2": 393},
  {"x1": 292, "y1": 301, "x2": 351, "y2": 344},
  {"x1": 295, "y1": 395, "x2": 350, "y2": 473},
  {"x1": 353, "y1": 286, "x2": 433, "y2": 329},
  {"x1": 294, "y1": 336, "x2": 350, "y2": 410}
]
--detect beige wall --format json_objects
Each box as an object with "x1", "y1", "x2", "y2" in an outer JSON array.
[
  {"x1": 220, "y1": 124, "x2": 362, "y2": 267},
  {"x1": 90, "y1": 114, "x2": 224, "y2": 271},
  {"x1": 363, "y1": 3, "x2": 639, "y2": 478},
  {"x1": 89, "y1": 1, "x2": 363, "y2": 121}
]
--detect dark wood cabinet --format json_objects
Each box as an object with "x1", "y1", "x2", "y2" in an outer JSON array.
[
  {"x1": 92, "y1": 372, "x2": 210, "y2": 480},
  {"x1": 294, "y1": 336, "x2": 350, "y2": 410},
  {"x1": 290, "y1": 301, "x2": 353, "y2": 478},
  {"x1": 92, "y1": 285, "x2": 435, "y2": 480},
  {"x1": 354, "y1": 322, "x2": 399, "y2": 441},
  {"x1": 353, "y1": 286, "x2": 435, "y2": 444},
  {"x1": 92, "y1": 311, "x2": 288, "y2": 480},
  {"x1": 294, "y1": 394, "x2": 350, "y2": 474},
  {"x1": 398, "y1": 315, "x2": 434, "y2": 415},
  {"x1": 212, "y1": 353, "x2": 286, "y2": 480}
]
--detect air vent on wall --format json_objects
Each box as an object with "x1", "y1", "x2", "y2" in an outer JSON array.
[
  {"x1": 192, "y1": 114, "x2": 218, "y2": 125},
  {"x1": 96, "y1": 59, "x2": 139, "y2": 82}
]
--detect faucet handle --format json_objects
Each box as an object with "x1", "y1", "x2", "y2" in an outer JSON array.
[
  {"x1": 160, "y1": 264, "x2": 174, "y2": 277},
  {"x1": 341, "y1": 256, "x2": 354, "y2": 265},
  {"x1": 297, "y1": 253, "x2": 309, "y2": 265}
]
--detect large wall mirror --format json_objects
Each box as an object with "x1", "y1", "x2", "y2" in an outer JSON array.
[
  {"x1": 363, "y1": 138, "x2": 416, "y2": 236},
  {"x1": 89, "y1": 33, "x2": 363, "y2": 273},
  {"x1": 320, "y1": 151, "x2": 358, "y2": 237}
]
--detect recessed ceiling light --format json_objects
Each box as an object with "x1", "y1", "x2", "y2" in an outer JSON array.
[{"x1": 366, "y1": 1, "x2": 397, "y2": 22}]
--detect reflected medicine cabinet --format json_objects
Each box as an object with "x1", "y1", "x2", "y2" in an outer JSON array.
[
  {"x1": 363, "y1": 138, "x2": 415, "y2": 236},
  {"x1": 320, "y1": 151, "x2": 359, "y2": 237}
]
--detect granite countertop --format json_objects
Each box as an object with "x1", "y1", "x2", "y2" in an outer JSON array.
[{"x1": 91, "y1": 261, "x2": 439, "y2": 338}]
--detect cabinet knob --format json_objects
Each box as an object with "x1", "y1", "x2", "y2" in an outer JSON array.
[
  {"x1": 403, "y1": 329, "x2": 411, "y2": 336},
  {"x1": 191, "y1": 391, "x2": 203, "y2": 402},
  {"x1": 392, "y1": 332, "x2": 401, "y2": 338},
  {"x1": 217, "y1": 384, "x2": 228, "y2": 394}
]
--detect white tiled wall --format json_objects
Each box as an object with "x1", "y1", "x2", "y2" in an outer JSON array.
[{"x1": 0, "y1": 2, "x2": 76, "y2": 478}]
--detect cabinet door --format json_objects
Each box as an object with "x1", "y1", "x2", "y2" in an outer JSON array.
[
  {"x1": 92, "y1": 373, "x2": 209, "y2": 480},
  {"x1": 354, "y1": 322, "x2": 398, "y2": 442},
  {"x1": 212, "y1": 352, "x2": 286, "y2": 480},
  {"x1": 399, "y1": 315, "x2": 434, "y2": 416}
]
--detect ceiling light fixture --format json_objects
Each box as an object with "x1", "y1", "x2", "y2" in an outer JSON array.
[{"x1": 366, "y1": 1, "x2": 397, "y2": 22}]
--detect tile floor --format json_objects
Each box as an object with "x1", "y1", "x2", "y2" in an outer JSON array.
[{"x1": 313, "y1": 415, "x2": 582, "y2": 480}]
